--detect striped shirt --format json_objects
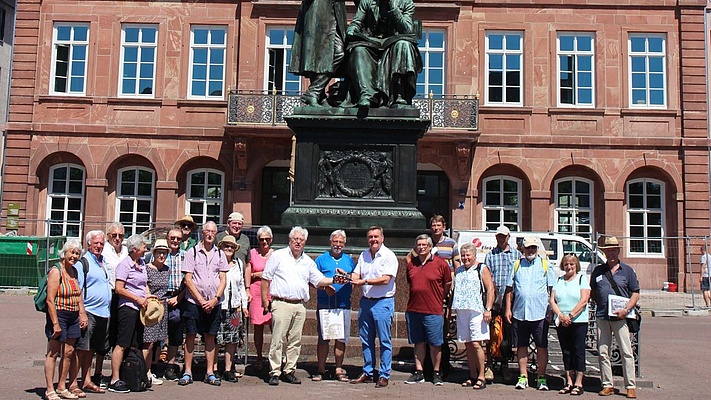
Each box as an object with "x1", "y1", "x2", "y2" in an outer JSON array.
[
  {"x1": 167, "y1": 249, "x2": 185, "y2": 292},
  {"x1": 484, "y1": 245, "x2": 522, "y2": 306},
  {"x1": 54, "y1": 266, "x2": 82, "y2": 312}
]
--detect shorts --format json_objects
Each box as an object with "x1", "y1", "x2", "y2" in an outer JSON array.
[
  {"x1": 216, "y1": 309, "x2": 244, "y2": 345},
  {"x1": 405, "y1": 311, "x2": 444, "y2": 346},
  {"x1": 316, "y1": 308, "x2": 351, "y2": 344},
  {"x1": 511, "y1": 318, "x2": 549, "y2": 348},
  {"x1": 115, "y1": 306, "x2": 143, "y2": 349},
  {"x1": 702, "y1": 277, "x2": 710, "y2": 291},
  {"x1": 45, "y1": 310, "x2": 81, "y2": 342},
  {"x1": 455, "y1": 309, "x2": 490, "y2": 342},
  {"x1": 75, "y1": 312, "x2": 109, "y2": 354},
  {"x1": 183, "y1": 301, "x2": 221, "y2": 337}
]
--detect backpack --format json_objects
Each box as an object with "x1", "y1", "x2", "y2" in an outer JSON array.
[
  {"x1": 120, "y1": 347, "x2": 149, "y2": 392},
  {"x1": 34, "y1": 265, "x2": 61, "y2": 312},
  {"x1": 513, "y1": 257, "x2": 549, "y2": 275}
]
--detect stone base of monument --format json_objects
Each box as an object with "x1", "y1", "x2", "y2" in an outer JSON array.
[{"x1": 282, "y1": 107, "x2": 431, "y2": 230}]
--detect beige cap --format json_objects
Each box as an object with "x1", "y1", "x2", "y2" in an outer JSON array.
[
  {"x1": 522, "y1": 236, "x2": 538, "y2": 248},
  {"x1": 228, "y1": 212, "x2": 244, "y2": 222}
]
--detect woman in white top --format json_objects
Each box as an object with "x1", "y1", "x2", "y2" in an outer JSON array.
[
  {"x1": 215, "y1": 235, "x2": 249, "y2": 382},
  {"x1": 549, "y1": 254, "x2": 590, "y2": 396},
  {"x1": 451, "y1": 243, "x2": 495, "y2": 390}
]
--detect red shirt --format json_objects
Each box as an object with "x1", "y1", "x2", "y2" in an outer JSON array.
[{"x1": 406, "y1": 254, "x2": 452, "y2": 314}]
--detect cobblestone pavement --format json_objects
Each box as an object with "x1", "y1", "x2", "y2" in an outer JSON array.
[{"x1": 3, "y1": 293, "x2": 710, "y2": 399}]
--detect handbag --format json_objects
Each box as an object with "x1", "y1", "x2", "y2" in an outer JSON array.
[
  {"x1": 318, "y1": 308, "x2": 350, "y2": 340},
  {"x1": 603, "y1": 270, "x2": 641, "y2": 333}
]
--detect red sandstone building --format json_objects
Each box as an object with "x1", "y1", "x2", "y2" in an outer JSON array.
[{"x1": 1, "y1": 0, "x2": 710, "y2": 289}]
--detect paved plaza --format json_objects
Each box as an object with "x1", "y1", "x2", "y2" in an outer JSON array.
[{"x1": 3, "y1": 292, "x2": 709, "y2": 399}]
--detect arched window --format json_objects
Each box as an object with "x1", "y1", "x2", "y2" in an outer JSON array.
[
  {"x1": 47, "y1": 164, "x2": 85, "y2": 238},
  {"x1": 483, "y1": 176, "x2": 521, "y2": 231},
  {"x1": 555, "y1": 177, "x2": 593, "y2": 241},
  {"x1": 186, "y1": 168, "x2": 224, "y2": 225},
  {"x1": 116, "y1": 167, "x2": 155, "y2": 236},
  {"x1": 626, "y1": 178, "x2": 664, "y2": 256}
]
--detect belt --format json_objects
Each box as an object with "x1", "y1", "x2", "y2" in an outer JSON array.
[
  {"x1": 273, "y1": 296, "x2": 303, "y2": 304},
  {"x1": 364, "y1": 296, "x2": 389, "y2": 301}
]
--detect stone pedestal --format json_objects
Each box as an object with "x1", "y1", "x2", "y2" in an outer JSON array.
[{"x1": 282, "y1": 107, "x2": 430, "y2": 229}]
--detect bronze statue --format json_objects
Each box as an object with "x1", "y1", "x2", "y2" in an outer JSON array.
[
  {"x1": 346, "y1": 0, "x2": 423, "y2": 108},
  {"x1": 289, "y1": 0, "x2": 348, "y2": 106}
]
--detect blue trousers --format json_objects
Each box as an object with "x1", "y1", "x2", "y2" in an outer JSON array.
[{"x1": 358, "y1": 296, "x2": 394, "y2": 379}]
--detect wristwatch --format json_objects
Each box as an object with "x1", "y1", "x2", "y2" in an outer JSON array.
[{"x1": 485, "y1": 307, "x2": 492, "y2": 312}]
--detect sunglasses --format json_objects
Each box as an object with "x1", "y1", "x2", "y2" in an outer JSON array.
[
  {"x1": 168, "y1": 236, "x2": 182, "y2": 241},
  {"x1": 259, "y1": 237, "x2": 272, "y2": 242},
  {"x1": 180, "y1": 224, "x2": 192, "y2": 229},
  {"x1": 109, "y1": 233, "x2": 124, "y2": 239},
  {"x1": 222, "y1": 245, "x2": 237, "y2": 250}
]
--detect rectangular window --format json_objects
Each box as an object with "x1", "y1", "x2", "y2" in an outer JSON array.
[
  {"x1": 557, "y1": 33, "x2": 594, "y2": 107},
  {"x1": 0, "y1": 8, "x2": 6, "y2": 42},
  {"x1": 555, "y1": 178, "x2": 593, "y2": 241},
  {"x1": 265, "y1": 27, "x2": 300, "y2": 94},
  {"x1": 120, "y1": 25, "x2": 158, "y2": 97},
  {"x1": 50, "y1": 24, "x2": 89, "y2": 95},
  {"x1": 47, "y1": 164, "x2": 85, "y2": 238},
  {"x1": 627, "y1": 179, "x2": 664, "y2": 256},
  {"x1": 629, "y1": 34, "x2": 666, "y2": 107},
  {"x1": 189, "y1": 26, "x2": 226, "y2": 99},
  {"x1": 186, "y1": 169, "x2": 224, "y2": 225},
  {"x1": 117, "y1": 167, "x2": 155, "y2": 236},
  {"x1": 417, "y1": 30, "x2": 445, "y2": 97},
  {"x1": 485, "y1": 32, "x2": 522, "y2": 106},
  {"x1": 483, "y1": 176, "x2": 521, "y2": 231}
]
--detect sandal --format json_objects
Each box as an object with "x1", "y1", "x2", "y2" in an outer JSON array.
[
  {"x1": 472, "y1": 378, "x2": 486, "y2": 390},
  {"x1": 311, "y1": 372, "x2": 324, "y2": 382},
  {"x1": 204, "y1": 374, "x2": 221, "y2": 386},
  {"x1": 178, "y1": 373, "x2": 193, "y2": 386},
  {"x1": 335, "y1": 372, "x2": 349, "y2": 382},
  {"x1": 570, "y1": 385, "x2": 584, "y2": 396},
  {"x1": 57, "y1": 389, "x2": 78, "y2": 399},
  {"x1": 45, "y1": 391, "x2": 61, "y2": 400},
  {"x1": 69, "y1": 388, "x2": 86, "y2": 398},
  {"x1": 81, "y1": 383, "x2": 105, "y2": 394},
  {"x1": 559, "y1": 384, "x2": 573, "y2": 394},
  {"x1": 462, "y1": 379, "x2": 475, "y2": 387}
]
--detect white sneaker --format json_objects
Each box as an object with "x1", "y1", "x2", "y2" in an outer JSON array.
[{"x1": 150, "y1": 373, "x2": 163, "y2": 385}]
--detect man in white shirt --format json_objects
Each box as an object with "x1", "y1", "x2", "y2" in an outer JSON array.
[
  {"x1": 348, "y1": 226, "x2": 398, "y2": 388},
  {"x1": 261, "y1": 226, "x2": 335, "y2": 386},
  {"x1": 102, "y1": 222, "x2": 128, "y2": 289}
]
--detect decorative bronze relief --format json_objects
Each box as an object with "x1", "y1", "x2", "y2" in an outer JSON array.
[{"x1": 318, "y1": 150, "x2": 393, "y2": 199}]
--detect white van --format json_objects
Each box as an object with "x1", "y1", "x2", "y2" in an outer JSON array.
[
  {"x1": 454, "y1": 230, "x2": 548, "y2": 263},
  {"x1": 532, "y1": 232, "x2": 606, "y2": 275},
  {"x1": 454, "y1": 231, "x2": 605, "y2": 277}
]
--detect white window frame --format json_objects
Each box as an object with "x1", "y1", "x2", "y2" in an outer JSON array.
[
  {"x1": 186, "y1": 168, "x2": 224, "y2": 226},
  {"x1": 482, "y1": 175, "x2": 522, "y2": 231},
  {"x1": 264, "y1": 27, "x2": 301, "y2": 94},
  {"x1": 485, "y1": 31, "x2": 523, "y2": 106},
  {"x1": 47, "y1": 163, "x2": 85, "y2": 238},
  {"x1": 119, "y1": 24, "x2": 158, "y2": 98},
  {"x1": 417, "y1": 29, "x2": 446, "y2": 98},
  {"x1": 554, "y1": 177, "x2": 594, "y2": 241},
  {"x1": 188, "y1": 25, "x2": 227, "y2": 100},
  {"x1": 49, "y1": 23, "x2": 90, "y2": 96},
  {"x1": 557, "y1": 33, "x2": 595, "y2": 107},
  {"x1": 628, "y1": 33, "x2": 667, "y2": 108},
  {"x1": 116, "y1": 167, "x2": 155, "y2": 236},
  {"x1": 626, "y1": 178, "x2": 665, "y2": 257}
]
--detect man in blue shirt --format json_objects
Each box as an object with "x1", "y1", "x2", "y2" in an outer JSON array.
[
  {"x1": 74, "y1": 230, "x2": 112, "y2": 394},
  {"x1": 504, "y1": 236, "x2": 555, "y2": 391},
  {"x1": 313, "y1": 230, "x2": 355, "y2": 382}
]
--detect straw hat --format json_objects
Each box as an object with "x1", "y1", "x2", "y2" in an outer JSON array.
[
  {"x1": 218, "y1": 235, "x2": 241, "y2": 251},
  {"x1": 174, "y1": 215, "x2": 197, "y2": 232},
  {"x1": 140, "y1": 298, "x2": 165, "y2": 327},
  {"x1": 599, "y1": 236, "x2": 622, "y2": 249},
  {"x1": 152, "y1": 239, "x2": 169, "y2": 251}
]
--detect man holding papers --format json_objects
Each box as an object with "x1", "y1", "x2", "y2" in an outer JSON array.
[{"x1": 590, "y1": 236, "x2": 640, "y2": 399}]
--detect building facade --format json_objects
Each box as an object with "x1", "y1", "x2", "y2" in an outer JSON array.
[{"x1": 1, "y1": 0, "x2": 710, "y2": 289}]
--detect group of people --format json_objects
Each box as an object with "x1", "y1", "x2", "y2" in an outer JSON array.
[{"x1": 41, "y1": 212, "x2": 641, "y2": 398}]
